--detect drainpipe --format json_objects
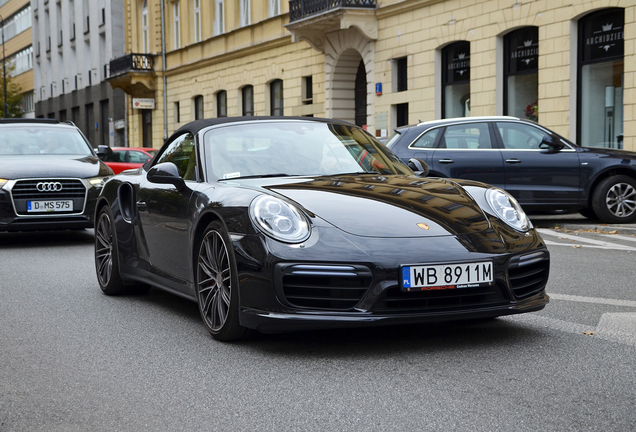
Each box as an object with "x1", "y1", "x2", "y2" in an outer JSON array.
[{"x1": 160, "y1": 0, "x2": 168, "y2": 141}]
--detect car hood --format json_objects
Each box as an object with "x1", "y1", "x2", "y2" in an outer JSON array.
[
  {"x1": 580, "y1": 147, "x2": 636, "y2": 161},
  {"x1": 0, "y1": 155, "x2": 111, "y2": 179},
  {"x1": 248, "y1": 175, "x2": 491, "y2": 238}
]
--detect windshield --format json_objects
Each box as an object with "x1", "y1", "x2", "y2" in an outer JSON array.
[
  {"x1": 0, "y1": 126, "x2": 93, "y2": 156},
  {"x1": 203, "y1": 121, "x2": 412, "y2": 180}
]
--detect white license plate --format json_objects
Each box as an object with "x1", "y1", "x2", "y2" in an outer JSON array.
[
  {"x1": 27, "y1": 200, "x2": 73, "y2": 212},
  {"x1": 402, "y1": 261, "x2": 493, "y2": 291}
]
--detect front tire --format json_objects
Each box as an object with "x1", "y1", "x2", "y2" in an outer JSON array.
[
  {"x1": 195, "y1": 221, "x2": 248, "y2": 341},
  {"x1": 591, "y1": 175, "x2": 636, "y2": 224},
  {"x1": 95, "y1": 206, "x2": 128, "y2": 295}
]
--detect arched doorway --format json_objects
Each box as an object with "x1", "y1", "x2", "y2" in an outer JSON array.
[{"x1": 330, "y1": 49, "x2": 366, "y2": 126}]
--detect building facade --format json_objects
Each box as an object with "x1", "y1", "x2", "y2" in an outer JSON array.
[
  {"x1": 1, "y1": 0, "x2": 35, "y2": 117},
  {"x1": 32, "y1": 0, "x2": 127, "y2": 147},
  {"x1": 110, "y1": 0, "x2": 635, "y2": 152}
]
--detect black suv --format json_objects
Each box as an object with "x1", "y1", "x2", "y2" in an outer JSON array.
[
  {"x1": 0, "y1": 119, "x2": 113, "y2": 231},
  {"x1": 386, "y1": 116, "x2": 636, "y2": 224}
]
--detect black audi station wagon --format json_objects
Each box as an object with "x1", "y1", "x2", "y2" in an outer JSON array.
[
  {"x1": 0, "y1": 119, "x2": 113, "y2": 231},
  {"x1": 386, "y1": 116, "x2": 636, "y2": 224}
]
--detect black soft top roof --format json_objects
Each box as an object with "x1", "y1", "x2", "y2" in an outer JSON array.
[{"x1": 173, "y1": 116, "x2": 354, "y2": 137}]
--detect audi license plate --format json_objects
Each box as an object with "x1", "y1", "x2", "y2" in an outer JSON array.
[
  {"x1": 27, "y1": 200, "x2": 73, "y2": 212},
  {"x1": 402, "y1": 261, "x2": 493, "y2": 291}
]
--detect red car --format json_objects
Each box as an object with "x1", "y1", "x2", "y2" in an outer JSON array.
[{"x1": 103, "y1": 147, "x2": 158, "y2": 174}]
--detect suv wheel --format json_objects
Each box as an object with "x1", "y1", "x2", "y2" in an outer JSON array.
[{"x1": 591, "y1": 175, "x2": 636, "y2": 224}]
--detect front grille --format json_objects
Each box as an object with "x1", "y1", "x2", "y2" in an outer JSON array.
[
  {"x1": 507, "y1": 251, "x2": 550, "y2": 299},
  {"x1": 11, "y1": 179, "x2": 86, "y2": 200},
  {"x1": 373, "y1": 282, "x2": 508, "y2": 313},
  {"x1": 278, "y1": 264, "x2": 372, "y2": 310}
]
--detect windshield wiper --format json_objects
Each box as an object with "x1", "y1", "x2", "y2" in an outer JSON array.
[{"x1": 221, "y1": 173, "x2": 295, "y2": 180}]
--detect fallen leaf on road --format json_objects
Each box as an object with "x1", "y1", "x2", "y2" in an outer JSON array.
[
  {"x1": 583, "y1": 331, "x2": 595, "y2": 336},
  {"x1": 572, "y1": 245, "x2": 583, "y2": 248}
]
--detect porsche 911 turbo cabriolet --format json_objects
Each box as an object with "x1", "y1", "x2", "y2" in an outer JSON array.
[{"x1": 94, "y1": 117, "x2": 550, "y2": 341}]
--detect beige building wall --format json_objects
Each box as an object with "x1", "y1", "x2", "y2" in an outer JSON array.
[{"x1": 117, "y1": 0, "x2": 635, "y2": 152}]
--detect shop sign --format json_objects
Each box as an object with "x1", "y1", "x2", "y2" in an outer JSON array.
[
  {"x1": 580, "y1": 9, "x2": 624, "y2": 62},
  {"x1": 133, "y1": 98, "x2": 156, "y2": 109},
  {"x1": 445, "y1": 41, "x2": 470, "y2": 84},
  {"x1": 507, "y1": 27, "x2": 538, "y2": 74}
]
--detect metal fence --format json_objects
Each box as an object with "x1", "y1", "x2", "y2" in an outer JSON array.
[
  {"x1": 108, "y1": 53, "x2": 154, "y2": 78},
  {"x1": 289, "y1": 0, "x2": 376, "y2": 22}
]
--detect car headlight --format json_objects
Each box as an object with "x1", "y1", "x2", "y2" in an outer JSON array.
[
  {"x1": 89, "y1": 176, "x2": 110, "y2": 188},
  {"x1": 249, "y1": 195, "x2": 311, "y2": 243},
  {"x1": 0, "y1": 179, "x2": 7, "y2": 190},
  {"x1": 486, "y1": 188, "x2": 530, "y2": 232}
]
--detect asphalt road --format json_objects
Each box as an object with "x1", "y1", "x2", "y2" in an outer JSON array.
[{"x1": 1, "y1": 225, "x2": 635, "y2": 431}]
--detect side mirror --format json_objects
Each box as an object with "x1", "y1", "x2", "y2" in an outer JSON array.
[
  {"x1": 408, "y1": 158, "x2": 429, "y2": 177},
  {"x1": 96, "y1": 145, "x2": 113, "y2": 160},
  {"x1": 147, "y1": 162, "x2": 186, "y2": 190},
  {"x1": 540, "y1": 134, "x2": 564, "y2": 151}
]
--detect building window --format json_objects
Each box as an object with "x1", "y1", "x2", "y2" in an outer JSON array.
[
  {"x1": 394, "y1": 57, "x2": 407, "y2": 92},
  {"x1": 442, "y1": 41, "x2": 470, "y2": 118},
  {"x1": 7, "y1": 46, "x2": 33, "y2": 75},
  {"x1": 578, "y1": 8, "x2": 624, "y2": 149},
  {"x1": 240, "y1": 0, "x2": 250, "y2": 27},
  {"x1": 302, "y1": 76, "x2": 312, "y2": 105},
  {"x1": 268, "y1": 0, "x2": 279, "y2": 18},
  {"x1": 142, "y1": 0, "x2": 149, "y2": 53},
  {"x1": 194, "y1": 95, "x2": 204, "y2": 120},
  {"x1": 174, "y1": 101, "x2": 180, "y2": 124},
  {"x1": 213, "y1": 0, "x2": 224, "y2": 36},
  {"x1": 193, "y1": 0, "x2": 201, "y2": 43},
  {"x1": 396, "y1": 103, "x2": 408, "y2": 127},
  {"x1": 270, "y1": 80, "x2": 283, "y2": 116},
  {"x1": 504, "y1": 27, "x2": 538, "y2": 121},
  {"x1": 1, "y1": 6, "x2": 33, "y2": 43},
  {"x1": 19, "y1": 91, "x2": 34, "y2": 114},
  {"x1": 216, "y1": 90, "x2": 227, "y2": 117},
  {"x1": 173, "y1": 2, "x2": 180, "y2": 49},
  {"x1": 242, "y1": 85, "x2": 254, "y2": 116}
]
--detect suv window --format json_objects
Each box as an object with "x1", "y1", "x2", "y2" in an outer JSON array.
[
  {"x1": 411, "y1": 129, "x2": 439, "y2": 148},
  {"x1": 441, "y1": 123, "x2": 492, "y2": 149},
  {"x1": 155, "y1": 133, "x2": 197, "y2": 180},
  {"x1": 496, "y1": 122, "x2": 545, "y2": 149}
]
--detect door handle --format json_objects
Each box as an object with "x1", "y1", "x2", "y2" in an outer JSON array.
[
  {"x1": 136, "y1": 201, "x2": 147, "y2": 211},
  {"x1": 505, "y1": 159, "x2": 522, "y2": 164},
  {"x1": 438, "y1": 159, "x2": 454, "y2": 164}
]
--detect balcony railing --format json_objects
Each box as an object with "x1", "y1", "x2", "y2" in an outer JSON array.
[
  {"x1": 109, "y1": 53, "x2": 154, "y2": 78},
  {"x1": 289, "y1": 0, "x2": 376, "y2": 22}
]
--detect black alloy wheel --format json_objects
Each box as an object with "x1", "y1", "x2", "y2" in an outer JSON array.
[
  {"x1": 592, "y1": 175, "x2": 636, "y2": 224},
  {"x1": 95, "y1": 207, "x2": 127, "y2": 295},
  {"x1": 196, "y1": 221, "x2": 248, "y2": 341}
]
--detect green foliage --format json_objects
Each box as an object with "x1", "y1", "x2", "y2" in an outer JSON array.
[{"x1": 0, "y1": 60, "x2": 24, "y2": 118}]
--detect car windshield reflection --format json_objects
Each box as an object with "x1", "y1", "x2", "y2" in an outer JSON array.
[
  {"x1": 0, "y1": 127, "x2": 93, "y2": 156},
  {"x1": 204, "y1": 121, "x2": 412, "y2": 180}
]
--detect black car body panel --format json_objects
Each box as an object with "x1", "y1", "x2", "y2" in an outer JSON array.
[
  {"x1": 387, "y1": 116, "x2": 636, "y2": 222},
  {"x1": 95, "y1": 117, "x2": 550, "y2": 338},
  {"x1": 0, "y1": 119, "x2": 113, "y2": 231}
]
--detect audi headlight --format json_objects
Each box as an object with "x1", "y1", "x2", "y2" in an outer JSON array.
[
  {"x1": 0, "y1": 179, "x2": 7, "y2": 190},
  {"x1": 486, "y1": 188, "x2": 530, "y2": 232},
  {"x1": 89, "y1": 176, "x2": 109, "y2": 188},
  {"x1": 249, "y1": 195, "x2": 310, "y2": 243}
]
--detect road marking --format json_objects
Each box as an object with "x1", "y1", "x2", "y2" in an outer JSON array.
[
  {"x1": 537, "y1": 228, "x2": 636, "y2": 251},
  {"x1": 549, "y1": 293, "x2": 636, "y2": 308}
]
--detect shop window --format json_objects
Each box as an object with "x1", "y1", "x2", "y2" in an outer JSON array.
[
  {"x1": 194, "y1": 95, "x2": 204, "y2": 120},
  {"x1": 504, "y1": 27, "x2": 538, "y2": 121},
  {"x1": 578, "y1": 8, "x2": 624, "y2": 149},
  {"x1": 242, "y1": 85, "x2": 254, "y2": 116},
  {"x1": 270, "y1": 80, "x2": 283, "y2": 116},
  {"x1": 217, "y1": 91, "x2": 227, "y2": 117},
  {"x1": 442, "y1": 41, "x2": 470, "y2": 118}
]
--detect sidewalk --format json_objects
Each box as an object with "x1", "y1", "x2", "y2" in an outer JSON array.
[{"x1": 529, "y1": 212, "x2": 636, "y2": 235}]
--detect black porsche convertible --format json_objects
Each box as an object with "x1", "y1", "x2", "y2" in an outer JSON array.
[{"x1": 94, "y1": 117, "x2": 550, "y2": 341}]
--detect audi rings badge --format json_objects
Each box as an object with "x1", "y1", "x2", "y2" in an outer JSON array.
[{"x1": 36, "y1": 182, "x2": 63, "y2": 192}]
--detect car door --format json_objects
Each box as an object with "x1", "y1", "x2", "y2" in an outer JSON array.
[
  {"x1": 136, "y1": 132, "x2": 199, "y2": 288},
  {"x1": 429, "y1": 122, "x2": 506, "y2": 188},
  {"x1": 495, "y1": 121, "x2": 581, "y2": 208}
]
